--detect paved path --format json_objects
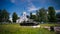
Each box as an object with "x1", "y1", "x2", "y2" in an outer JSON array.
[
  {"x1": 43, "y1": 26, "x2": 60, "y2": 32},
  {"x1": 54, "y1": 27, "x2": 60, "y2": 32}
]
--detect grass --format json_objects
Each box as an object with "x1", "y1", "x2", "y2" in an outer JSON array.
[
  {"x1": 0, "y1": 23, "x2": 56, "y2": 34},
  {"x1": 40, "y1": 23, "x2": 58, "y2": 28}
]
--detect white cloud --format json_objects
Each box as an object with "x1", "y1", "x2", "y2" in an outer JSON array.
[
  {"x1": 32, "y1": 13, "x2": 36, "y2": 15},
  {"x1": 9, "y1": 17, "x2": 12, "y2": 22},
  {"x1": 10, "y1": 0, "x2": 20, "y2": 5},
  {"x1": 27, "y1": 5, "x2": 38, "y2": 12},
  {"x1": 56, "y1": 10, "x2": 60, "y2": 13},
  {"x1": 10, "y1": 0, "x2": 27, "y2": 4},
  {"x1": 10, "y1": 0, "x2": 16, "y2": 3},
  {"x1": 27, "y1": 0, "x2": 38, "y2": 12}
]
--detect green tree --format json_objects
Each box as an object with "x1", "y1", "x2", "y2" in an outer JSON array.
[
  {"x1": 39, "y1": 8, "x2": 48, "y2": 23},
  {"x1": 30, "y1": 12, "x2": 36, "y2": 21},
  {"x1": 0, "y1": 10, "x2": 2, "y2": 22},
  {"x1": 48, "y1": 6, "x2": 56, "y2": 22},
  {"x1": 12, "y1": 12, "x2": 18, "y2": 23},
  {"x1": 0, "y1": 9, "x2": 9, "y2": 22},
  {"x1": 32, "y1": 15, "x2": 36, "y2": 20},
  {"x1": 26, "y1": 15, "x2": 29, "y2": 18},
  {"x1": 30, "y1": 12, "x2": 33, "y2": 19},
  {"x1": 35, "y1": 10, "x2": 40, "y2": 22},
  {"x1": 56, "y1": 13, "x2": 60, "y2": 22}
]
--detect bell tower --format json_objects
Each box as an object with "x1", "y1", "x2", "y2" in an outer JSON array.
[{"x1": 23, "y1": 12, "x2": 26, "y2": 17}]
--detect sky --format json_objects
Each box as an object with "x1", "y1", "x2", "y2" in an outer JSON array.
[{"x1": 0, "y1": 0, "x2": 60, "y2": 17}]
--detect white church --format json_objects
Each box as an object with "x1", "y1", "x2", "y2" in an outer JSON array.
[{"x1": 16, "y1": 12, "x2": 29, "y2": 23}]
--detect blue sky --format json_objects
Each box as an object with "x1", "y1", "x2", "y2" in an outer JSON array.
[{"x1": 0, "y1": 0, "x2": 60, "y2": 17}]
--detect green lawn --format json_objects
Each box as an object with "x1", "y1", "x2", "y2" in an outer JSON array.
[
  {"x1": 0, "y1": 24, "x2": 56, "y2": 34},
  {"x1": 40, "y1": 23, "x2": 59, "y2": 28}
]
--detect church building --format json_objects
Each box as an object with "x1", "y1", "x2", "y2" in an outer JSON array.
[{"x1": 16, "y1": 12, "x2": 28, "y2": 23}]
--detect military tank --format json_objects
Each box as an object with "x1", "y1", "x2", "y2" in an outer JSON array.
[{"x1": 20, "y1": 20, "x2": 39, "y2": 26}]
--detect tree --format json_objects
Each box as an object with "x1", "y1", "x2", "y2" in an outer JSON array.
[
  {"x1": 30, "y1": 12, "x2": 37, "y2": 21},
  {"x1": 0, "y1": 10, "x2": 2, "y2": 22},
  {"x1": 56, "y1": 13, "x2": 60, "y2": 18},
  {"x1": 12, "y1": 12, "x2": 18, "y2": 23},
  {"x1": 26, "y1": 15, "x2": 29, "y2": 18},
  {"x1": 56, "y1": 13, "x2": 60, "y2": 22},
  {"x1": 30, "y1": 12, "x2": 32, "y2": 19},
  {"x1": 48, "y1": 6, "x2": 56, "y2": 22},
  {"x1": 31, "y1": 15, "x2": 36, "y2": 20},
  {"x1": 35, "y1": 10, "x2": 40, "y2": 22},
  {"x1": 39, "y1": 8, "x2": 48, "y2": 23},
  {"x1": 0, "y1": 9, "x2": 9, "y2": 22}
]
